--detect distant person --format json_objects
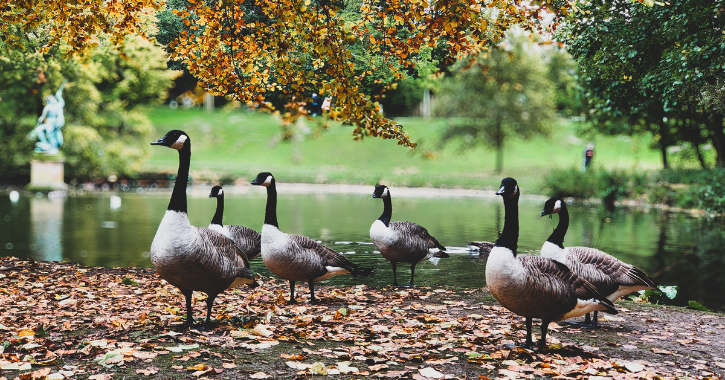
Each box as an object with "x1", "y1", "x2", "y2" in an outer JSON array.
[
  {"x1": 310, "y1": 93, "x2": 320, "y2": 116},
  {"x1": 321, "y1": 96, "x2": 331, "y2": 112},
  {"x1": 584, "y1": 143, "x2": 594, "y2": 171}
]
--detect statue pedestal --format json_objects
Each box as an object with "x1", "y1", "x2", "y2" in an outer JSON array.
[{"x1": 28, "y1": 153, "x2": 68, "y2": 191}]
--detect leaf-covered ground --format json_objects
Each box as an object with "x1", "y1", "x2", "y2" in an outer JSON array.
[{"x1": 0, "y1": 256, "x2": 723, "y2": 380}]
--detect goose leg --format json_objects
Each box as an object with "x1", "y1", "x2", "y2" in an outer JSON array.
[
  {"x1": 391, "y1": 261, "x2": 399, "y2": 286},
  {"x1": 588, "y1": 311, "x2": 599, "y2": 328},
  {"x1": 402, "y1": 263, "x2": 416, "y2": 288},
  {"x1": 576, "y1": 312, "x2": 599, "y2": 329},
  {"x1": 180, "y1": 288, "x2": 194, "y2": 327},
  {"x1": 538, "y1": 320, "x2": 551, "y2": 352},
  {"x1": 524, "y1": 317, "x2": 534, "y2": 349},
  {"x1": 204, "y1": 293, "x2": 218, "y2": 326},
  {"x1": 288, "y1": 280, "x2": 297, "y2": 304},
  {"x1": 308, "y1": 280, "x2": 318, "y2": 305}
]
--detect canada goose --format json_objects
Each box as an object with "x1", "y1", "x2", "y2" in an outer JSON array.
[
  {"x1": 485, "y1": 178, "x2": 617, "y2": 351},
  {"x1": 540, "y1": 197, "x2": 658, "y2": 328},
  {"x1": 370, "y1": 184, "x2": 448, "y2": 287},
  {"x1": 150, "y1": 130, "x2": 257, "y2": 327},
  {"x1": 467, "y1": 241, "x2": 495, "y2": 257},
  {"x1": 208, "y1": 185, "x2": 262, "y2": 260},
  {"x1": 250, "y1": 172, "x2": 363, "y2": 304}
]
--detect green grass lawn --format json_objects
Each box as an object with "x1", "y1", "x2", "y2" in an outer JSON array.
[{"x1": 144, "y1": 106, "x2": 663, "y2": 193}]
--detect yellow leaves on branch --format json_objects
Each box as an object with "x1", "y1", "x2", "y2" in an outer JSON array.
[
  {"x1": 1, "y1": 0, "x2": 162, "y2": 55},
  {"x1": 2, "y1": 0, "x2": 570, "y2": 147}
]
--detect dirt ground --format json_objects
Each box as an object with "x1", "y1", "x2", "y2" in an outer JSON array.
[{"x1": 0, "y1": 257, "x2": 723, "y2": 379}]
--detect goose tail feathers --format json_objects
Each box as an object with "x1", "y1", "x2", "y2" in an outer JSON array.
[
  {"x1": 431, "y1": 237, "x2": 446, "y2": 252},
  {"x1": 629, "y1": 266, "x2": 659, "y2": 288},
  {"x1": 581, "y1": 277, "x2": 618, "y2": 315}
]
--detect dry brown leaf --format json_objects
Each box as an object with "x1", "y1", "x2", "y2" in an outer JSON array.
[
  {"x1": 135, "y1": 367, "x2": 158, "y2": 375},
  {"x1": 249, "y1": 372, "x2": 271, "y2": 379}
]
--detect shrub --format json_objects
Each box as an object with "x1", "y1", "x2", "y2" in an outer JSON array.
[
  {"x1": 650, "y1": 169, "x2": 725, "y2": 213},
  {"x1": 543, "y1": 167, "x2": 648, "y2": 204},
  {"x1": 542, "y1": 167, "x2": 599, "y2": 199}
]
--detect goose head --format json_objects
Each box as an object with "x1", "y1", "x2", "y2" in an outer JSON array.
[
  {"x1": 209, "y1": 185, "x2": 223, "y2": 198},
  {"x1": 151, "y1": 130, "x2": 189, "y2": 150},
  {"x1": 541, "y1": 197, "x2": 563, "y2": 218},
  {"x1": 372, "y1": 184, "x2": 390, "y2": 199},
  {"x1": 251, "y1": 172, "x2": 275, "y2": 187},
  {"x1": 495, "y1": 177, "x2": 519, "y2": 199}
]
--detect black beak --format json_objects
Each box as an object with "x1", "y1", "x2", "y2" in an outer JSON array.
[
  {"x1": 150, "y1": 137, "x2": 167, "y2": 146},
  {"x1": 495, "y1": 185, "x2": 506, "y2": 196}
]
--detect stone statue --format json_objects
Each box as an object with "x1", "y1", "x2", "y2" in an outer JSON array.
[{"x1": 28, "y1": 80, "x2": 67, "y2": 154}]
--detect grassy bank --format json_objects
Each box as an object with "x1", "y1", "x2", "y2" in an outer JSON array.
[{"x1": 144, "y1": 107, "x2": 663, "y2": 194}]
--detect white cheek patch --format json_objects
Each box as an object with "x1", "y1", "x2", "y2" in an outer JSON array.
[
  {"x1": 262, "y1": 175, "x2": 273, "y2": 186},
  {"x1": 553, "y1": 200, "x2": 562, "y2": 213},
  {"x1": 382, "y1": 188, "x2": 389, "y2": 197},
  {"x1": 514, "y1": 185, "x2": 519, "y2": 195},
  {"x1": 218, "y1": 188, "x2": 223, "y2": 196},
  {"x1": 170, "y1": 134, "x2": 187, "y2": 150}
]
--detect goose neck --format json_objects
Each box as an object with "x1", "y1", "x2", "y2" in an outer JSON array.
[
  {"x1": 211, "y1": 193, "x2": 224, "y2": 226},
  {"x1": 547, "y1": 202, "x2": 569, "y2": 249},
  {"x1": 378, "y1": 196, "x2": 392, "y2": 226},
  {"x1": 495, "y1": 194, "x2": 519, "y2": 254},
  {"x1": 167, "y1": 144, "x2": 190, "y2": 213},
  {"x1": 264, "y1": 180, "x2": 279, "y2": 227}
]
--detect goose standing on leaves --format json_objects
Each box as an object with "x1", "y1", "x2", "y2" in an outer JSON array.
[
  {"x1": 540, "y1": 197, "x2": 658, "y2": 328},
  {"x1": 150, "y1": 130, "x2": 258, "y2": 327},
  {"x1": 484, "y1": 178, "x2": 617, "y2": 351},
  {"x1": 370, "y1": 184, "x2": 448, "y2": 287},
  {"x1": 208, "y1": 185, "x2": 262, "y2": 260},
  {"x1": 251, "y1": 172, "x2": 364, "y2": 304}
]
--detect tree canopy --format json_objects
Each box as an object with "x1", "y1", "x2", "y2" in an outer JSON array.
[
  {"x1": 1, "y1": 0, "x2": 591, "y2": 147},
  {"x1": 434, "y1": 30, "x2": 556, "y2": 173},
  {"x1": 558, "y1": 0, "x2": 725, "y2": 168}
]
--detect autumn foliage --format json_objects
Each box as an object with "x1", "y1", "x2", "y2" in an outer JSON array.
[{"x1": 2, "y1": 0, "x2": 577, "y2": 147}]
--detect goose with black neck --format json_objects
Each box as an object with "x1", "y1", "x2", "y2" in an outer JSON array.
[
  {"x1": 541, "y1": 197, "x2": 657, "y2": 328},
  {"x1": 208, "y1": 185, "x2": 261, "y2": 260},
  {"x1": 484, "y1": 177, "x2": 617, "y2": 351},
  {"x1": 149, "y1": 130, "x2": 258, "y2": 327},
  {"x1": 251, "y1": 172, "x2": 368, "y2": 304},
  {"x1": 370, "y1": 184, "x2": 448, "y2": 287}
]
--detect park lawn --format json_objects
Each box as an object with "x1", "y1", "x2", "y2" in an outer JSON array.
[{"x1": 145, "y1": 107, "x2": 663, "y2": 193}]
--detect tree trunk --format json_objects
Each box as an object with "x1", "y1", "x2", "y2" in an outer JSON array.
[
  {"x1": 658, "y1": 122, "x2": 669, "y2": 169},
  {"x1": 695, "y1": 143, "x2": 707, "y2": 169},
  {"x1": 709, "y1": 113, "x2": 725, "y2": 168}
]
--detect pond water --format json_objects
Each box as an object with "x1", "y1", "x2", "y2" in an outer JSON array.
[{"x1": 2, "y1": 186, "x2": 724, "y2": 313}]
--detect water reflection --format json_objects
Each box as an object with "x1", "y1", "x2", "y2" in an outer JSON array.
[
  {"x1": 31, "y1": 195, "x2": 64, "y2": 261},
  {"x1": 1, "y1": 190, "x2": 724, "y2": 313}
]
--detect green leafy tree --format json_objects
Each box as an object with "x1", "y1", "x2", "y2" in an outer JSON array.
[
  {"x1": 558, "y1": 0, "x2": 725, "y2": 168},
  {"x1": 434, "y1": 30, "x2": 556, "y2": 173},
  {"x1": 0, "y1": 34, "x2": 175, "y2": 180}
]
